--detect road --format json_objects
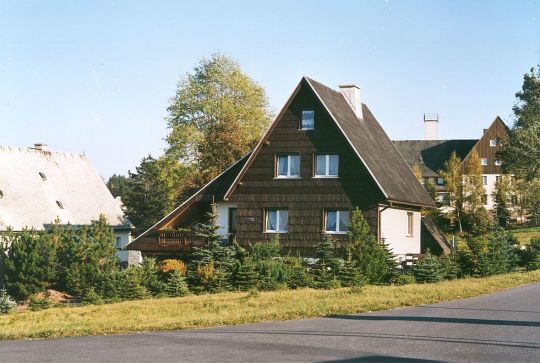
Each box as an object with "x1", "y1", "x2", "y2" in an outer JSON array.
[{"x1": 1, "y1": 283, "x2": 539, "y2": 362}]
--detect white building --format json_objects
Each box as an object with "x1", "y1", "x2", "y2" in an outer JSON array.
[{"x1": 0, "y1": 144, "x2": 141, "y2": 265}]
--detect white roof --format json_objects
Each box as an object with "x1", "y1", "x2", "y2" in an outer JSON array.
[{"x1": 0, "y1": 145, "x2": 129, "y2": 231}]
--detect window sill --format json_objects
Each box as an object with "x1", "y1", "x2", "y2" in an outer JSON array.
[
  {"x1": 325, "y1": 231, "x2": 347, "y2": 235},
  {"x1": 313, "y1": 176, "x2": 339, "y2": 179},
  {"x1": 264, "y1": 231, "x2": 288, "y2": 234},
  {"x1": 274, "y1": 176, "x2": 301, "y2": 180},
  {"x1": 298, "y1": 128, "x2": 315, "y2": 132}
]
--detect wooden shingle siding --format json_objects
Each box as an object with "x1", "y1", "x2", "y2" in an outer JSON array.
[
  {"x1": 462, "y1": 117, "x2": 508, "y2": 175},
  {"x1": 230, "y1": 85, "x2": 384, "y2": 253}
]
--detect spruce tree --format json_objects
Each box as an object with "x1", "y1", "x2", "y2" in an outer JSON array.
[
  {"x1": 117, "y1": 268, "x2": 149, "y2": 300},
  {"x1": 233, "y1": 258, "x2": 260, "y2": 291},
  {"x1": 140, "y1": 257, "x2": 166, "y2": 296},
  {"x1": 412, "y1": 255, "x2": 445, "y2": 283},
  {"x1": 164, "y1": 269, "x2": 190, "y2": 297},
  {"x1": 348, "y1": 208, "x2": 394, "y2": 284}
]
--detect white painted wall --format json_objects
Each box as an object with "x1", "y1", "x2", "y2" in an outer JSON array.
[
  {"x1": 114, "y1": 230, "x2": 141, "y2": 265},
  {"x1": 482, "y1": 174, "x2": 498, "y2": 210},
  {"x1": 379, "y1": 207, "x2": 421, "y2": 256},
  {"x1": 215, "y1": 202, "x2": 237, "y2": 240}
]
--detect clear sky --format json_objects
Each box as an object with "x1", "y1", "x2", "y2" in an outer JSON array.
[{"x1": 1, "y1": 0, "x2": 539, "y2": 179}]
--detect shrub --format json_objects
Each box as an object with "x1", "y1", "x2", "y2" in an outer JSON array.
[
  {"x1": 0, "y1": 288, "x2": 17, "y2": 315},
  {"x1": 160, "y1": 259, "x2": 187, "y2": 275},
  {"x1": 412, "y1": 255, "x2": 445, "y2": 283},
  {"x1": 116, "y1": 268, "x2": 149, "y2": 300},
  {"x1": 82, "y1": 288, "x2": 104, "y2": 305},
  {"x1": 233, "y1": 258, "x2": 260, "y2": 291},
  {"x1": 338, "y1": 262, "x2": 367, "y2": 288},
  {"x1": 140, "y1": 258, "x2": 166, "y2": 296},
  {"x1": 251, "y1": 235, "x2": 281, "y2": 261},
  {"x1": 284, "y1": 257, "x2": 313, "y2": 289},
  {"x1": 164, "y1": 269, "x2": 190, "y2": 297},
  {"x1": 476, "y1": 228, "x2": 519, "y2": 276},
  {"x1": 392, "y1": 273, "x2": 416, "y2": 285},
  {"x1": 519, "y1": 237, "x2": 540, "y2": 271},
  {"x1": 28, "y1": 294, "x2": 53, "y2": 311},
  {"x1": 439, "y1": 255, "x2": 460, "y2": 280}
]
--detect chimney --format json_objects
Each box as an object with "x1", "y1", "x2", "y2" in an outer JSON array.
[
  {"x1": 424, "y1": 113, "x2": 439, "y2": 140},
  {"x1": 32, "y1": 143, "x2": 49, "y2": 151},
  {"x1": 339, "y1": 84, "x2": 363, "y2": 119}
]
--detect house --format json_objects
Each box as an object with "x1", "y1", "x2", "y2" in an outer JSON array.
[
  {"x1": 393, "y1": 115, "x2": 509, "y2": 209},
  {"x1": 127, "y1": 77, "x2": 435, "y2": 259},
  {"x1": 0, "y1": 143, "x2": 141, "y2": 265}
]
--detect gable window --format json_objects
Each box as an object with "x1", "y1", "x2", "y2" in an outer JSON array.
[
  {"x1": 325, "y1": 210, "x2": 350, "y2": 234},
  {"x1": 407, "y1": 212, "x2": 414, "y2": 237},
  {"x1": 495, "y1": 159, "x2": 502, "y2": 166},
  {"x1": 265, "y1": 209, "x2": 288, "y2": 233},
  {"x1": 276, "y1": 154, "x2": 300, "y2": 178},
  {"x1": 481, "y1": 158, "x2": 488, "y2": 166},
  {"x1": 483, "y1": 176, "x2": 488, "y2": 185},
  {"x1": 490, "y1": 139, "x2": 497, "y2": 147},
  {"x1": 315, "y1": 154, "x2": 339, "y2": 177},
  {"x1": 436, "y1": 177, "x2": 444, "y2": 186},
  {"x1": 301, "y1": 110, "x2": 315, "y2": 130}
]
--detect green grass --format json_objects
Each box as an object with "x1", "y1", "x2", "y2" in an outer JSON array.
[
  {"x1": 2, "y1": 270, "x2": 540, "y2": 341},
  {"x1": 509, "y1": 226, "x2": 540, "y2": 245}
]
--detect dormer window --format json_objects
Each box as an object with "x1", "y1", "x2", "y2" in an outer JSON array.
[
  {"x1": 490, "y1": 139, "x2": 497, "y2": 147},
  {"x1": 300, "y1": 110, "x2": 315, "y2": 130},
  {"x1": 56, "y1": 200, "x2": 64, "y2": 209},
  {"x1": 39, "y1": 172, "x2": 47, "y2": 180}
]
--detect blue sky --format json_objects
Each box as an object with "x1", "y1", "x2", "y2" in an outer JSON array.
[{"x1": 1, "y1": 0, "x2": 539, "y2": 178}]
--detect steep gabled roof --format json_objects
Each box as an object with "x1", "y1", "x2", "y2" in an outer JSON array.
[
  {"x1": 225, "y1": 77, "x2": 435, "y2": 207},
  {"x1": 393, "y1": 139, "x2": 478, "y2": 177},
  {"x1": 0, "y1": 145, "x2": 128, "y2": 230},
  {"x1": 127, "y1": 153, "x2": 250, "y2": 244}
]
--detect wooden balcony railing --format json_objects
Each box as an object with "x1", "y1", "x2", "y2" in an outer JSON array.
[{"x1": 136, "y1": 230, "x2": 207, "y2": 250}]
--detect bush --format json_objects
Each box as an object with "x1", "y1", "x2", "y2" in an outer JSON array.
[
  {"x1": 250, "y1": 235, "x2": 281, "y2": 261},
  {"x1": 412, "y1": 255, "x2": 445, "y2": 283},
  {"x1": 0, "y1": 288, "x2": 17, "y2": 315},
  {"x1": 519, "y1": 237, "x2": 540, "y2": 271},
  {"x1": 339, "y1": 262, "x2": 367, "y2": 288},
  {"x1": 116, "y1": 268, "x2": 149, "y2": 300},
  {"x1": 284, "y1": 257, "x2": 313, "y2": 289},
  {"x1": 28, "y1": 294, "x2": 53, "y2": 311},
  {"x1": 392, "y1": 273, "x2": 416, "y2": 285},
  {"x1": 439, "y1": 255, "x2": 460, "y2": 280},
  {"x1": 82, "y1": 288, "x2": 104, "y2": 305},
  {"x1": 313, "y1": 263, "x2": 341, "y2": 289},
  {"x1": 140, "y1": 258, "x2": 166, "y2": 296},
  {"x1": 160, "y1": 259, "x2": 187, "y2": 275}
]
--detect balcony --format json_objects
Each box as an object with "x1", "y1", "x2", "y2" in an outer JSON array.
[{"x1": 131, "y1": 230, "x2": 207, "y2": 252}]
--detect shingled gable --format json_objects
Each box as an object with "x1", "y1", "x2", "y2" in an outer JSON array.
[{"x1": 224, "y1": 76, "x2": 435, "y2": 208}]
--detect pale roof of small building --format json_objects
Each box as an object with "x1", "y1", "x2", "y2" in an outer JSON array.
[{"x1": 0, "y1": 145, "x2": 129, "y2": 231}]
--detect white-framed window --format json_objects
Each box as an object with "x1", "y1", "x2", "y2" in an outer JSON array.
[
  {"x1": 481, "y1": 158, "x2": 488, "y2": 166},
  {"x1": 325, "y1": 210, "x2": 350, "y2": 234},
  {"x1": 265, "y1": 209, "x2": 288, "y2": 233},
  {"x1": 490, "y1": 139, "x2": 497, "y2": 147},
  {"x1": 407, "y1": 212, "x2": 414, "y2": 237},
  {"x1": 482, "y1": 176, "x2": 488, "y2": 185},
  {"x1": 436, "y1": 177, "x2": 444, "y2": 185},
  {"x1": 301, "y1": 110, "x2": 315, "y2": 130},
  {"x1": 276, "y1": 154, "x2": 300, "y2": 178},
  {"x1": 315, "y1": 154, "x2": 339, "y2": 177},
  {"x1": 495, "y1": 159, "x2": 502, "y2": 166}
]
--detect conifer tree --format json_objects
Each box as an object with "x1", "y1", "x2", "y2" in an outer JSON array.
[
  {"x1": 164, "y1": 269, "x2": 190, "y2": 297},
  {"x1": 412, "y1": 254, "x2": 445, "y2": 283},
  {"x1": 117, "y1": 268, "x2": 149, "y2": 300},
  {"x1": 140, "y1": 257, "x2": 166, "y2": 296},
  {"x1": 233, "y1": 258, "x2": 260, "y2": 291},
  {"x1": 348, "y1": 208, "x2": 395, "y2": 284}
]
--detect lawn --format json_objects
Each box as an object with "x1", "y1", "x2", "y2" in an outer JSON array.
[
  {"x1": 510, "y1": 226, "x2": 540, "y2": 245},
  {"x1": 1, "y1": 270, "x2": 540, "y2": 341}
]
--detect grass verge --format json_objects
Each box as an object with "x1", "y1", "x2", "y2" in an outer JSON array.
[
  {"x1": 2, "y1": 270, "x2": 540, "y2": 341},
  {"x1": 510, "y1": 226, "x2": 540, "y2": 245}
]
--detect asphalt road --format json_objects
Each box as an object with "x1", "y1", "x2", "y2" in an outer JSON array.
[{"x1": 1, "y1": 283, "x2": 539, "y2": 363}]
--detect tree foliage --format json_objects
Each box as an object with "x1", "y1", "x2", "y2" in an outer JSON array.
[
  {"x1": 499, "y1": 67, "x2": 540, "y2": 181},
  {"x1": 166, "y1": 53, "x2": 272, "y2": 185},
  {"x1": 440, "y1": 151, "x2": 464, "y2": 232}
]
